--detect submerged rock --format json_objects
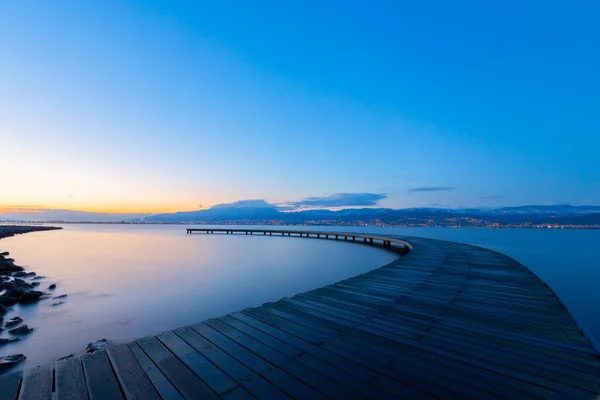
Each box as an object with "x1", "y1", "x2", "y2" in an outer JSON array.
[
  {"x1": 5, "y1": 316, "x2": 23, "y2": 327},
  {"x1": 0, "y1": 304, "x2": 6, "y2": 315},
  {"x1": 23, "y1": 272, "x2": 36, "y2": 278},
  {"x1": 48, "y1": 284, "x2": 56, "y2": 290},
  {"x1": 9, "y1": 325, "x2": 33, "y2": 335},
  {"x1": 0, "y1": 337, "x2": 20, "y2": 346},
  {"x1": 33, "y1": 276, "x2": 46, "y2": 280},
  {"x1": 53, "y1": 294, "x2": 67, "y2": 299},
  {"x1": 0, "y1": 251, "x2": 9, "y2": 257},
  {"x1": 31, "y1": 281, "x2": 40, "y2": 287},
  {"x1": 57, "y1": 354, "x2": 74, "y2": 361},
  {"x1": 0, "y1": 354, "x2": 26, "y2": 371},
  {"x1": 86, "y1": 339, "x2": 109, "y2": 353},
  {"x1": 51, "y1": 302, "x2": 64, "y2": 307},
  {"x1": 12, "y1": 271, "x2": 27, "y2": 278}
]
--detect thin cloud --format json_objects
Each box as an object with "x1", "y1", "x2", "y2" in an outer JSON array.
[
  {"x1": 408, "y1": 186, "x2": 456, "y2": 193},
  {"x1": 480, "y1": 195, "x2": 504, "y2": 200},
  {"x1": 287, "y1": 193, "x2": 388, "y2": 209}
]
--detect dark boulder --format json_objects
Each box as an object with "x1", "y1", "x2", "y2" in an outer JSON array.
[
  {"x1": 0, "y1": 295, "x2": 17, "y2": 306},
  {"x1": 0, "y1": 264, "x2": 24, "y2": 274},
  {"x1": 0, "y1": 337, "x2": 20, "y2": 347},
  {"x1": 0, "y1": 304, "x2": 6, "y2": 315},
  {"x1": 12, "y1": 271, "x2": 27, "y2": 278},
  {"x1": 52, "y1": 302, "x2": 64, "y2": 307},
  {"x1": 33, "y1": 276, "x2": 46, "y2": 280},
  {"x1": 49, "y1": 284, "x2": 57, "y2": 290},
  {"x1": 86, "y1": 339, "x2": 109, "y2": 353},
  {"x1": 31, "y1": 281, "x2": 40, "y2": 287},
  {"x1": 0, "y1": 354, "x2": 25, "y2": 371},
  {"x1": 23, "y1": 272, "x2": 36, "y2": 278},
  {"x1": 18, "y1": 290, "x2": 43, "y2": 303},
  {"x1": 5, "y1": 316, "x2": 23, "y2": 327},
  {"x1": 53, "y1": 294, "x2": 68, "y2": 299},
  {"x1": 0, "y1": 251, "x2": 9, "y2": 257},
  {"x1": 9, "y1": 325, "x2": 33, "y2": 335}
]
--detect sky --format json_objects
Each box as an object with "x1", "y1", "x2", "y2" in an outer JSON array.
[{"x1": 1, "y1": 1, "x2": 599, "y2": 213}]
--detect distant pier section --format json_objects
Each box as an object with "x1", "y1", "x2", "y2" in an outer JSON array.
[{"x1": 186, "y1": 228, "x2": 412, "y2": 254}]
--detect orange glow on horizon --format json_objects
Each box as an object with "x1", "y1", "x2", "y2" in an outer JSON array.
[{"x1": 0, "y1": 205, "x2": 208, "y2": 215}]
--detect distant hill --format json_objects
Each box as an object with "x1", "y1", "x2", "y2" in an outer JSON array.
[
  {"x1": 3, "y1": 203, "x2": 600, "y2": 227},
  {"x1": 145, "y1": 204, "x2": 600, "y2": 226}
]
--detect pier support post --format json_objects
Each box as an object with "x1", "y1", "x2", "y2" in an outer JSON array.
[{"x1": 369, "y1": 238, "x2": 373, "y2": 245}]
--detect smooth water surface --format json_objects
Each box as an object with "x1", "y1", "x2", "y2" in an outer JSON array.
[{"x1": 0, "y1": 224, "x2": 397, "y2": 370}]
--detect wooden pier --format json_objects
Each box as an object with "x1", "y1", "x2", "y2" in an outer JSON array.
[{"x1": 2, "y1": 231, "x2": 599, "y2": 399}]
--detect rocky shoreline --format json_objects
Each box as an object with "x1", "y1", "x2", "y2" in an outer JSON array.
[{"x1": 0, "y1": 225, "x2": 63, "y2": 371}]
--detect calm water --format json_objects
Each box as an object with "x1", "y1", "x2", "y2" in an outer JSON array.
[{"x1": 1, "y1": 225, "x2": 599, "y2": 372}]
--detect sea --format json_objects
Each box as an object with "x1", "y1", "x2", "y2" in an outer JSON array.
[{"x1": 1, "y1": 224, "x2": 599, "y2": 372}]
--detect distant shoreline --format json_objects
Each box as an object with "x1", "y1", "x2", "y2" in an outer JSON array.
[
  {"x1": 0, "y1": 225, "x2": 63, "y2": 240},
  {"x1": 1, "y1": 221, "x2": 598, "y2": 230}
]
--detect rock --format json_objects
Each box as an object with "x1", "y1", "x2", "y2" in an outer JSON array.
[
  {"x1": 48, "y1": 284, "x2": 57, "y2": 290},
  {"x1": 53, "y1": 294, "x2": 67, "y2": 299},
  {"x1": 0, "y1": 304, "x2": 6, "y2": 315},
  {"x1": 18, "y1": 290, "x2": 43, "y2": 303},
  {"x1": 12, "y1": 271, "x2": 27, "y2": 278},
  {"x1": 0, "y1": 337, "x2": 20, "y2": 346},
  {"x1": 52, "y1": 302, "x2": 64, "y2": 307},
  {"x1": 0, "y1": 264, "x2": 24, "y2": 274},
  {"x1": 33, "y1": 276, "x2": 46, "y2": 280},
  {"x1": 0, "y1": 354, "x2": 26, "y2": 371},
  {"x1": 5, "y1": 316, "x2": 23, "y2": 327},
  {"x1": 86, "y1": 339, "x2": 109, "y2": 353},
  {"x1": 9, "y1": 325, "x2": 33, "y2": 335},
  {"x1": 0, "y1": 295, "x2": 17, "y2": 306},
  {"x1": 31, "y1": 281, "x2": 40, "y2": 287},
  {"x1": 0, "y1": 251, "x2": 9, "y2": 257},
  {"x1": 23, "y1": 272, "x2": 36, "y2": 278},
  {"x1": 57, "y1": 354, "x2": 74, "y2": 361}
]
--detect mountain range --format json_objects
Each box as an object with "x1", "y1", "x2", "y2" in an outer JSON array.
[{"x1": 3, "y1": 202, "x2": 598, "y2": 227}]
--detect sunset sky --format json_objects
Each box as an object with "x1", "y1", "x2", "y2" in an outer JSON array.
[{"x1": 1, "y1": 1, "x2": 599, "y2": 213}]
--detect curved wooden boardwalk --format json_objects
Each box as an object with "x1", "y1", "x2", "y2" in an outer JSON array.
[{"x1": 2, "y1": 231, "x2": 600, "y2": 399}]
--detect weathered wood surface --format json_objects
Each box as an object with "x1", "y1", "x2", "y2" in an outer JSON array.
[{"x1": 3, "y1": 233, "x2": 600, "y2": 399}]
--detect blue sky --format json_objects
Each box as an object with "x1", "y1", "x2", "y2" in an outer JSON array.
[{"x1": 1, "y1": 1, "x2": 599, "y2": 212}]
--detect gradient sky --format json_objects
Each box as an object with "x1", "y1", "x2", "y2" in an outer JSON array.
[{"x1": 1, "y1": 1, "x2": 599, "y2": 213}]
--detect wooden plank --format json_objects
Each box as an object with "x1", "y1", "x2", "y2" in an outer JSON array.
[
  {"x1": 204, "y1": 318, "x2": 360, "y2": 400},
  {"x1": 219, "y1": 386, "x2": 256, "y2": 400},
  {"x1": 106, "y1": 343, "x2": 160, "y2": 400},
  {"x1": 0, "y1": 371, "x2": 22, "y2": 400},
  {"x1": 128, "y1": 342, "x2": 184, "y2": 400},
  {"x1": 173, "y1": 326, "x2": 290, "y2": 400},
  {"x1": 82, "y1": 350, "x2": 124, "y2": 400},
  {"x1": 190, "y1": 322, "x2": 329, "y2": 400},
  {"x1": 221, "y1": 314, "x2": 408, "y2": 400},
  {"x1": 18, "y1": 364, "x2": 53, "y2": 400},
  {"x1": 136, "y1": 335, "x2": 218, "y2": 400},
  {"x1": 156, "y1": 330, "x2": 239, "y2": 396},
  {"x1": 55, "y1": 357, "x2": 88, "y2": 400}
]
